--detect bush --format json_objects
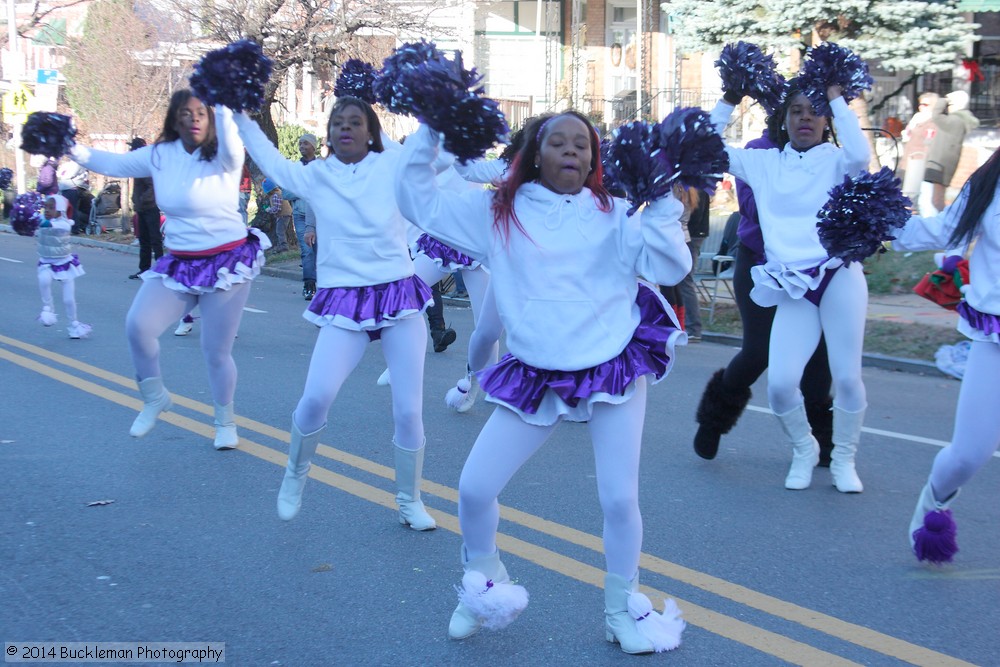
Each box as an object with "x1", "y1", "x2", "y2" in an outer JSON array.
[
  {"x1": 863, "y1": 247, "x2": 938, "y2": 295},
  {"x1": 277, "y1": 124, "x2": 312, "y2": 161}
]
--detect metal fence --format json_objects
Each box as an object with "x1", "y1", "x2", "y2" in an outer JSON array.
[{"x1": 581, "y1": 88, "x2": 724, "y2": 134}]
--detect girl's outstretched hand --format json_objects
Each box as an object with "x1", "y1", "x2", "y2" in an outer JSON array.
[{"x1": 827, "y1": 85, "x2": 843, "y2": 102}]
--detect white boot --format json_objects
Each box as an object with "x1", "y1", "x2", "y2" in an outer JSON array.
[
  {"x1": 376, "y1": 368, "x2": 391, "y2": 386},
  {"x1": 830, "y1": 406, "x2": 864, "y2": 493},
  {"x1": 909, "y1": 481, "x2": 960, "y2": 562},
  {"x1": 130, "y1": 377, "x2": 173, "y2": 437},
  {"x1": 449, "y1": 547, "x2": 528, "y2": 640},
  {"x1": 604, "y1": 573, "x2": 685, "y2": 654},
  {"x1": 775, "y1": 404, "x2": 820, "y2": 490},
  {"x1": 213, "y1": 402, "x2": 239, "y2": 450},
  {"x1": 394, "y1": 442, "x2": 436, "y2": 531},
  {"x1": 276, "y1": 420, "x2": 325, "y2": 521}
]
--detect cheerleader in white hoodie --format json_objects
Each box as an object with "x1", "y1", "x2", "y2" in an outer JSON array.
[
  {"x1": 896, "y1": 148, "x2": 1000, "y2": 563},
  {"x1": 435, "y1": 124, "x2": 544, "y2": 412},
  {"x1": 710, "y1": 79, "x2": 871, "y2": 493},
  {"x1": 70, "y1": 90, "x2": 266, "y2": 450},
  {"x1": 232, "y1": 96, "x2": 437, "y2": 531},
  {"x1": 396, "y1": 112, "x2": 689, "y2": 653}
]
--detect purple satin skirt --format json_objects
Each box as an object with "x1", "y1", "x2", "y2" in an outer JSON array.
[
  {"x1": 957, "y1": 301, "x2": 1000, "y2": 337},
  {"x1": 477, "y1": 282, "x2": 684, "y2": 425},
  {"x1": 38, "y1": 254, "x2": 84, "y2": 281},
  {"x1": 146, "y1": 230, "x2": 266, "y2": 294},
  {"x1": 304, "y1": 274, "x2": 433, "y2": 341},
  {"x1": 414, "y1": 233, "x2": 480, "y2": 271}
]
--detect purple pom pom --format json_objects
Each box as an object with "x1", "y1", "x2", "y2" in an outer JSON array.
[
  {"x1": 715, "y1": 42, "x2": 786, "y2": 117},
  {"x1": 913, "y1": 509, "x2": 959, "y2": 564},
  {"x1": 391, "y1": 50, "x2": 509, "y2": 164},
  {"x1": 655, "y1": 107, "x2": 729, "y2": 196},
  {"x1": 10, "y1": 191, "x2": 43, "y2": 236},
  {"x1": 372, "y1": 40, "x2": 444, "y2": 115},
  {"x1": 817, "y1": 167, "x2": 910, "y2": 266},
  {"x1": 21, "y1": 112, "x2": 77, "y2": 158},
  {"x1": 798, "y1": 42, "x2": 873, "y2": 117},
  {"x1": 334, "y1": 59, "x2": 378, "y2": 104},
  {"x1": 603, "y1": 121, "x2": 664, "y2": 216},
  {"x1": 0, "y1": 167, "x2": 13, "y2": 190},
  {"x1": 190, "y1": 39, "x2": 274, "y2": 112},
  {"x1": 600, "y1": 138, "x2": 625, "y2": 196},
  {"x1": 605, "y1": 108, "x2": 728, "y2": 216}
]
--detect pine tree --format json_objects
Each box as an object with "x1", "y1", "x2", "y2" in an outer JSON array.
[{"x1": 664, "y1": 0, "x2": 977, "y2": 74}]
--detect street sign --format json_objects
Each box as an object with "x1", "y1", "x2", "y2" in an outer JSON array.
[
  {"x1": 2, "y1": 83, "x2": 34, "y2": 121},
  {"x1": 36, "y1": 69, "x2": 58, "y2": 85}
]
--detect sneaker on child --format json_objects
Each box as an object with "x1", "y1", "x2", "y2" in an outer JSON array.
[
  {"x1": 38, "y1": 307, "x2": 57, "y2": 326},
  {"x1": 68, "y1": 321, "x2": 92, "y2": 339}
]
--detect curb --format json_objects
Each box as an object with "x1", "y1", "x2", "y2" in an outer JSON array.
[{"x1": 2, "y1": 227, "x2": 947, "y2": 377}]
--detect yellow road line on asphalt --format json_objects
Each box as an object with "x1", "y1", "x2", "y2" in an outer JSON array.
[{"x1": 0, "y1": 335, "x2": 976, "y2": 667}]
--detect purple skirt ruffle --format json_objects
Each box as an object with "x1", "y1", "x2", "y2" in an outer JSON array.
[
  {"x1": 38, "y1": 254, "x2": 84, "y2": 281},
  {"x1": 415, "y1": 233, "x2": 479, "y2": 271},
  {"x1": 478, "y1": 282, "x2": 682, "y2": 423},
  {"x1": 147, "y1": 231, "x2": 265, "y2": 294},
  {"x1": 304, "y1": 275, "x2": 433, "y2": 341},
  {"x1": 957, "y1": 301, "x2": 1000, "y2": 336}
]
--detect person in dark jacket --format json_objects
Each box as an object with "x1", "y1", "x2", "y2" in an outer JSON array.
[{"x1": 128, "y1": 138, "x2": 163, "y2": 279}]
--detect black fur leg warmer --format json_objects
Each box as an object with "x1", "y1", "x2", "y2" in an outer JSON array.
[{"x1": 696, "y1": 369, "x2": 752, "y2": 435}]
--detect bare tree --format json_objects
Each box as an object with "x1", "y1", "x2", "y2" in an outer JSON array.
[
  {"x1": 62, "y1": 0, "x2": 186, "y2": 141},
  {"x1": 164, "y1": 0, "x2": 458, "y2": 143}
]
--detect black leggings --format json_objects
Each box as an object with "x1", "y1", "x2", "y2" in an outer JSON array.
[
  {"x1": 723, "y1": 245, "x2": 832, "y2": 404},
  {"x1": 136, "y1": 208, "x2": 163, "y2": 272}
]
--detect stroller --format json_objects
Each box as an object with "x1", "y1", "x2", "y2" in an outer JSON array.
[{"x1": 86, "y1": 180, "x2": 121, "y2": 235}]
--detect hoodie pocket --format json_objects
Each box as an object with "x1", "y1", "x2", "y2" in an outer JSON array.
[{"x1": 507, "y1": 299, "x2": 611, "y2": 363}]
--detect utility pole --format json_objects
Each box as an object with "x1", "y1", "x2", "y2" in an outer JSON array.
[
  {"x1": 5, "y1": 0, "x2": 25, "y2": 193},
  {"x1": 635, "y1": 0, "x2": 642, "y2": 120}
]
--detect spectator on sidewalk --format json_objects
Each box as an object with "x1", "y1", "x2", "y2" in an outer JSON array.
[
  {"x1": 261, "y1": 178, "x2": 290, "y2": 254},
  {"x1": 128, "y1": 137, "x2": 163, "y2": 280},
  {"x1": 238, "y1": 160, "x2": 252, "y2": 226},
  {"x1": 900, "y1": 92, "x2": 942, "y2": 216},
  {"x1": 674, "y1": 184, "x2": 709, "y2": 341},
  {"x1": 281, "y1": 133, "x2": 319, "y2": 300},
  {"x1": 36, "y1": 157, "x2": 59, "y2": 195},
  {"x1": 924, "y1": 93, "x2": 975, "y2": 215}
]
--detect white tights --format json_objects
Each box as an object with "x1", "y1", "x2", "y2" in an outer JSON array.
[
  {"x1": 929, "y1": 341, "x2": 1000, "y2": 499},
  {"x1": 294, "y1": 316, "x2": 426, "y2": 450},
  {"x1": 767, "y1": 263, "x2": 868, "y2": 415},
  {"x1": 126, "y1": 279, "x2": 250, "y2": 405},
  {"x1": 38, "y1": 271, "x2": 77, "y2": 322},
  {"x1": 459, "y1": 378, "x2": 647, "y2": 578},
  {"x1": 413, "y1": 255, "x2": 498, "y2": 369}
]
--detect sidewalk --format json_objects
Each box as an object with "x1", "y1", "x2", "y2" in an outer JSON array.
[
  {"x1": 14, "y1": 230, "x2": 953, "y2": 376},
  {"x1": 866, "y1": 292, "x2": 959, "y2": 329}
]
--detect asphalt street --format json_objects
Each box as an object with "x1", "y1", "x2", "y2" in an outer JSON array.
[{"x1": 1, "y1": 232, "x2": 997, "y2": 667}]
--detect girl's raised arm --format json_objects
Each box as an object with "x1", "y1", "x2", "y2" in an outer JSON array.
[
  {"x1": 231, "y1": 110, "x2": 314, "y2": 200},
  {"x1": 213, "y1": 106, "x2": 245, "y2": 173},
  {"x1": 395, "y1": 124, "x2": 491, "y2": 260}
]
